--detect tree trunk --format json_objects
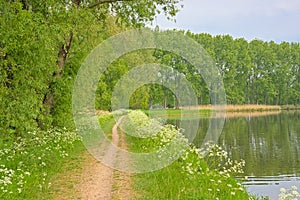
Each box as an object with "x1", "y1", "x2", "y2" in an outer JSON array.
[
  {"x1": 286, "y1": 82, "x2": 289, "y2": 106},
  {"x1": 251, "y1": 80, "x2": 255, "y2": 104},
  {"x1": 39, "y1": 32, "x2": 73, "y2": 127}
]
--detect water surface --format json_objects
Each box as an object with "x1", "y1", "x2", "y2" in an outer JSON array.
[{"x1": 170, "y1": 111, "x2": 300, "y2": 199}]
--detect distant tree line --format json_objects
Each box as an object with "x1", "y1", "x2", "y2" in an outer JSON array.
[{"x1": 96, "y1": 31, "x2": 300, "y2": 110}]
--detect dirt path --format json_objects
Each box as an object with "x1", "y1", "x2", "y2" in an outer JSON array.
[{"x1": 51, "y1": 118, "x2": 133, "y2": 200}]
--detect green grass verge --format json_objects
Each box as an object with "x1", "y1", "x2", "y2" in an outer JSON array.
[
  {"x1": 98, "y1": 113, "x2": 115, "y2": 139},
  {"x1": 127, "y1": 136, "x2": 251, "y2": 200},
  {"x1": 124, "y1": 110, "x2": 255, "y2": 200},
  {"x1": 0, "y1": 128, "x2": 83, "y2": 200},
  {"x1": 143, "y1": 109, "x2": 211, "y2": 120}
]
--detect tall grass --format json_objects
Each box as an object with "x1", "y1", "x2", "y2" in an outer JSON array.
[
  {"x1": 182, "y1": 104, "x2": 281, "y2": 112},
  {"x1": 225, "y1": 104, "x2": 281, "y2": 112},
  {"x1": 124, "y1": 110, "x2": 253, "y2": 200},
  {"x1": 281, "y1": 104, "x2": 300, "y2": 110}
]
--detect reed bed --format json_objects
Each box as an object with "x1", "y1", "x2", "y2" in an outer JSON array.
[{"x1": 182, "y1": 104, "x2": 281, "y2": 112}]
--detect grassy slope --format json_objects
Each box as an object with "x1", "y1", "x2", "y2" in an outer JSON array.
[{"x1": 126, "y1": 135, "x2": 251, "y2": 200}]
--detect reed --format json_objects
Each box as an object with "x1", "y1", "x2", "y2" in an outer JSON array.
[
  {"x1": 281, "y1": 105, "x2": 300, "y2": 110},
  {"x1": 182, "y1": 104, "x2": 281, "y2": 112}
]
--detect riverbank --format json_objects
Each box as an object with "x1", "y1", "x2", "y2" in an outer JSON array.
[
  {"x1": 281, "y1": 104, "x2": 300, "y2": 110},
  {"x1": 181, "y1": 104, "x2": 282, "y2": 112},
  {"x1": 124, "y1": 110, "x2": 253, "y2": 200},
  {"x1": 143, "y1": 105, "x2": 283, "y2": 119}
]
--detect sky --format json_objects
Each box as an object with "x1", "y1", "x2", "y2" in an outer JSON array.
[{"x1": 152, "y1": 0, "x2": 300, "y2": 43}]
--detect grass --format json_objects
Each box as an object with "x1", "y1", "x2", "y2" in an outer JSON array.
[
  {"x1": 98, "y1": 113, "x2": 116, "y2": 139},
  {"x1": 45, "y1": 142, "x2": 86, "y2": 199},
  {"x1": 0, "y1": 128, "x2": 82, "y2": 200},
  {"x1": 132, "y1": 162, "x2": 249, "y2": 200},
  {"x1": 1, "y1": 110, "x2": 280, "y2": 200},
  {"x1": 144, "y1": 109, "x2": 211, "y2": 120},
  {"x1": 124, "y1": 110, "x2": 255, "y2": 200},
  {"x1": 0, "y1": 113, "x2": 116, "y2": 200}
]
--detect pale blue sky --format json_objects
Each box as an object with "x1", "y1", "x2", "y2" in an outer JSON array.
[{"x1": 152, "y1": 0, "x2": 300, "y2": 42}]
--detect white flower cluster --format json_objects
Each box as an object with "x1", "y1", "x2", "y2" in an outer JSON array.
[
  {"x1": 125, "y1": 110, "x2": 163, "y2": 138},
  {"x1": 128, "y1": 110, "x2": 152, "y2": 127},
  {"x1": 122, "y1": 110, "x2": 184, "y2": 161},
  {"x1": 126, "y1": 110, "x2": 247, "y2": 197},
  {"x1": 127, "y1": 111, "x2": 245, "y2": 176},
  {"x1": 0, "y1": 128, "x2": 80, "y2": 197},
  {"x1": 179, "y1": 142, "x2": 245, "y2": 179},
  {"x1": 279, "y1": 186, "x2": 300, "y2": 200},
  {"x1": 201, "y1": 142, "x2": 245, "y2": 176},
  {"x1": 180, "y1": 146, "x2": 204, "y2": 176}
]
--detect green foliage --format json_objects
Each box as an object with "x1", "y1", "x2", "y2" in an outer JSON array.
[
  {"x1": 1, "y1": 0, "x2": 182, "y2": 135},
  {"x1": 188, "y1": 32, "x2": 300, "y2": 105},
  {"x1": 95, "y1": 28, "x2": 300, "y2": 110},
  {"x1": 1, "y1": 2, "x2": 58, "y2": 135},
  {"x1": 95, "y1": 50, "x2": 157, "y2": 110}
]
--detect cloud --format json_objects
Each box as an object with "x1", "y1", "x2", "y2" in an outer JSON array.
[{"x1": 153, "y1": 0, "x2": 300, "y2": 42}]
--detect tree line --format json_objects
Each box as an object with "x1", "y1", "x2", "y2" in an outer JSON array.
[
  {"x1": 187, "y1": 32, "x2": 300, "y2": 106},
  {"x1": 96, "y1": 31, "x2": 300, "y2": 110},
  {"x1": 1, "y1": 0, "x2": 299, "y2": 137}
]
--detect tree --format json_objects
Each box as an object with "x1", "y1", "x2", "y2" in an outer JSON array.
[{"x1": 1, "y1": 0, "x2": 183, "y2": 135}]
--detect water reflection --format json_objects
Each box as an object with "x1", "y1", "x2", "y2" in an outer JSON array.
[
  {"x1": 219, "y1": 111, "x2": 300, "y2": 177},
  {"x1": 168, "y1": 111, "x2": 300, "y2": 199}
]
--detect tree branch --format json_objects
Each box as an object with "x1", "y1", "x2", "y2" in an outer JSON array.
[
  {"x1": 56, "y1": 31, "x2": 73, "y2": 77},
  {"x1": 88, "y1": 0, "x2": 135, "y2": 8}
]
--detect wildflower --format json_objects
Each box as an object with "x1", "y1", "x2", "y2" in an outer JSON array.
[
  {"x1": 292, "y1": 190, "x2": 299, "y2": 196},
  {"x1": 280, "y1": 188, "x2": 287, "y2": 193},
  {"x1": 279, "y1": 186, "x2": 300, "y2": 200},
  {"x1": 24, "y1": 171, "x2": 30, "y2": 176}
]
